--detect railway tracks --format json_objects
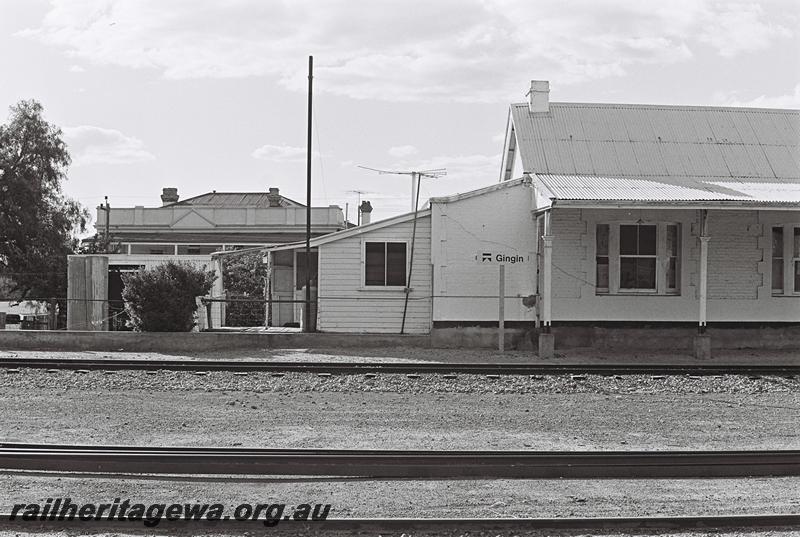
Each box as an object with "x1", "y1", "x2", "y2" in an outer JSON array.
[
  {"x1": 1, "y1": 356, "x2": 798, "y2": 376},
  {"x1": 1, "y1": 443, "x2": 798, "y2": 479}
]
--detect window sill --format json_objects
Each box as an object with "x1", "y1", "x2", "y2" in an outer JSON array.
[
  {"x1": 596, "y1": 292, "x2": 682, "y2": 297},
  {"x1": 358, "y1": 286, "x2": 409, "y2": 292}
]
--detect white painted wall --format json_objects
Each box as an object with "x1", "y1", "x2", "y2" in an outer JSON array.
[
  {"x1": 550, "y1": 208, "x2": 800, "y2": 322},
  {"x1": 106, "y1": 254, "x2": 212, "y2": 271},
  {"x1": 431, "y1": 182, "x2": 537, "y2": 322},
  {"x1": 317, "y1": 216, "x2": 432, "y2": 334},
  {"x1": 98, "y1": 205, "x2": 344, "y2": 232}
]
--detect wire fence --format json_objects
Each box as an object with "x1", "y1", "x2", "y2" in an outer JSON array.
[
  {"x1": 1, "y1": 293, "x2": 538, "y2": 332},
  {"x1": 223, "y1": 295, "x2": 267, "y2": 327}
]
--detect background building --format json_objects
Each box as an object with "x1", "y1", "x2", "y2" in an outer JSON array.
[{"x1": 68, "y1": 187, "x2": 345, "y2": 330}]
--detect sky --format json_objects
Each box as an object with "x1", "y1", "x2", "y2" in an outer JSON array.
[{"x1": 2, "y1": 0, "x2": 799, "y2": 233}]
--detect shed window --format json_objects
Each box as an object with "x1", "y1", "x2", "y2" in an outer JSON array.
[
  {"x1": 365, "y1": 242, "x2": 406, "y2": 286},
  {"x1": 595, "y1": 223, "x2": 680, "y2": 295}
]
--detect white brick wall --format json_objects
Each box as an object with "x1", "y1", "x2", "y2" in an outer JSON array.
[
  {"x1": 707, "y1": 211, "x2": 761, "y2": 299},
  {"x1": 549, "y1": 208, "x2": 800, "y2": 321},
  {"x1": 551, "y1": 209, "x2": 585, "y2": 299}
]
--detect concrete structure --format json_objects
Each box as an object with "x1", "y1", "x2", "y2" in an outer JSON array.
[
  {"x1": 70, "y1": 187, "x2": 345, "y2": 330},
  {"x1": 0, "y1": 329, "x2": 431, "y2": 352}
]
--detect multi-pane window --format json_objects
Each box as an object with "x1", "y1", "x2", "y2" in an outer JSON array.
[
  {"x1": 619, "y1": 224, "x2": 657, "y2": 290},
  {"x1": 771, "y1": 226, "x2": 800, "y2": 294},
  {"x1": 365, "y1": 242, "x2": 407, "y2": 286},
  {"x1": 595, "y1": 223, "x2": 680, "y2": 295}
]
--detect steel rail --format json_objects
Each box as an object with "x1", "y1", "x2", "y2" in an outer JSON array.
[
  {"x1": 0, "y1": 444, "x2": 797, "y2": 479},
  {"x1": 0, "y1": 514, "x2": 798, "y2": 532},
  {"x1": 0, "y1": 357, "x2": 798, "y2": 376}
]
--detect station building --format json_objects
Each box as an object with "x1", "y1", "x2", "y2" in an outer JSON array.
[{"x1": 263, "y1": 81, "x2": 800, "y2": 356}]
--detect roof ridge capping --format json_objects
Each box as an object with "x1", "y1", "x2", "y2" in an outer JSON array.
[{"x1": 511, "y1": 101, "x2": 800, "y2": 113}]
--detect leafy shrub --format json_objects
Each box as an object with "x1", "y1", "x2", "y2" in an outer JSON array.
[{"x1": 121, "y1": 261, "x2": 215, "y2": 332}]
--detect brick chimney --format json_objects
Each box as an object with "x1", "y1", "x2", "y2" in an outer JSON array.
[
  {"x1": 267, "y1": 187, "x2": 282, "y2": 207},
  {"x1": 359, "y1": 201, "x2": 373, "y2": 225},
  {"x1": 527, "y1": 80, "x2": 550, "y2": 113},
  {"x1": 161, "y1": 187, "x2": 179, "y2": 206}
]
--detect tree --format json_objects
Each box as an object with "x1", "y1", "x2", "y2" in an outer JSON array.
[
  {"x1": 222, "y1": 251, "x2": 269, "y2": 326},
  {"x1": 0, "y1": 100, "x2": 88, "y2": 300},
  {"x1": 122, "y1": 261, "x2": 215, "y2": 332},
  {"x1": 76, "y1": 233, "x2": 122, "y2": 254}
]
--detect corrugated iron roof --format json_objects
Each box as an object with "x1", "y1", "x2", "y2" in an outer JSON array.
[
  {"x1": 536, "y1": 174, "x2": 800, "y2": 204},
  {"x1": 511, "y1": 102, "x2": 800, "y2": 183},
  {"x1": 170, "y1": 192, "x2": 305, "y2": 208}
]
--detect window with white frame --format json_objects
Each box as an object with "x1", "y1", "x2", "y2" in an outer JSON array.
[
  {"x1": 619, "y1": 224, "x2": 657, "y2": 290},
  {"x1": 595, "y1": 223, "x2": 680, "y2": 295},
  {"x1": 771, "y1": 225, "x2": 800, "y2": 294},
  {"x1": 365, "y1": 242, "x2": 407, "y2": 286}
]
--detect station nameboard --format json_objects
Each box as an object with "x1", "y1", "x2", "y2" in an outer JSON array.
[{"x1": 475, "y1": 251, "x2": 531, "y2": 265}]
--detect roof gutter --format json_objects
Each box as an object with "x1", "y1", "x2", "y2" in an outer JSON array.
[{"x1": 554, "y1": 199, "x2": 800, "y2": 210}]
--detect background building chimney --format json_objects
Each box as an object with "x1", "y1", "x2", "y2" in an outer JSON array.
[
  {"x1": 161, "y1": 187, "x2": 179, "y2": 206},
  {"x1": 359, "y1": 200, "x2": 373, "y2": 225},
  {"x1": 267, "y1": 187, "x2": 282, "y2": 207},
  {"x1": 528, "y1": 80, "x2": 550, "y2": 113}
]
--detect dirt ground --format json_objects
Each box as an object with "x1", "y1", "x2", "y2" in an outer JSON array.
[{"x1": 1, "y1": 473, "x2": 799, "y2": 519}]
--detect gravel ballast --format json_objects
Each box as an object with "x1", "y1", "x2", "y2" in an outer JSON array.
[{"x1": 0, "y1": 367, "x2": 798, "y2": 450}]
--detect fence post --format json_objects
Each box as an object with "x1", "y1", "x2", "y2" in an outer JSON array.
[
  {"x1": 206, "y1": 300, "x2": 213, "y2": 331},
  {"x1": 49, "y1": 298, "x2": 57, "y2": 330}
]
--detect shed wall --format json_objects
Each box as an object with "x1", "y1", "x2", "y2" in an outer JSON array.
[{"x1": 317, "y1": 216, "x2": 432, "y2": 333}]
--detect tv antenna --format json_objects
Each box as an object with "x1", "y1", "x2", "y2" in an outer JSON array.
[
  {"x1": 346, "y1": 189, "x2": 374, "y2": 225},
  {"x1": 357, "y1": 166, "x2": 446, "y2": 212},
  {"x1": 357, "y1": 165, "x2": 446, "y2": 335}
]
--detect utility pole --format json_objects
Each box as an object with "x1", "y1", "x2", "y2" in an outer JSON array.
[{"x1": 304, "y1": 55, "x2": 313, "y2": 333}]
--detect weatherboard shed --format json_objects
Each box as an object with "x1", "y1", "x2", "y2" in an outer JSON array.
[{"x1": 262, "y1": 210, "x2": 432, "y2": 334}]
